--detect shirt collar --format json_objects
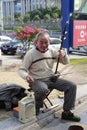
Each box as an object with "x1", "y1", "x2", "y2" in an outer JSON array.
[{"x1": 35, "y1": 46, "x2": 49, "y2": 53}]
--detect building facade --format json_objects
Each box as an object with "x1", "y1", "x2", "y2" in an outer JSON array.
[{"x1": 0, "y1": 0, "x2": 3, "y2": 30}]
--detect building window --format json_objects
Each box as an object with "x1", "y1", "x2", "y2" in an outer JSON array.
[
  {"x1": 33, "y1": 5, "x2": 35, "y2": 10},
  {"x1": 36, "y1": 4, "x2": 38, "y2": 9}
]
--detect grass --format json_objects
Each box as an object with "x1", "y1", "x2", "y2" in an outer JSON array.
[{"x1": 70, "y1": 58, "x2": 87, "y2": 65}]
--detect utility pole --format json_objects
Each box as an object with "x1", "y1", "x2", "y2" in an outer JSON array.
[{"x1": 0, "y1": 0, "x2": 3, "y2": 32}]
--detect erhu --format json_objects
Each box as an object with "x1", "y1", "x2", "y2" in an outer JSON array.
[{"x1": 50, "y1": 21, "x2": 69, "y2": 82}]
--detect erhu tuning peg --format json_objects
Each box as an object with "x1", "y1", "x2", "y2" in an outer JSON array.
[
  {"x1": 64, "y1": 37, "x2": 66, "y2": 40},
  {"x1": 65, "y1": 31, "x2": 67, "y2": 34}
]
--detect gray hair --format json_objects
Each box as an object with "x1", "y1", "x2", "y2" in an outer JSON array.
[{"x1": 34, "y1": 31, "x2": 50, "y2": 43}]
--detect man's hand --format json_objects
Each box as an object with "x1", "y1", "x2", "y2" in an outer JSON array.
[
  {"x1": 26, "y1": 75, "x2": 35, "y2": 85},
  {"x1": 58, "y1": 49, "x2": 66, "y2": 58}
]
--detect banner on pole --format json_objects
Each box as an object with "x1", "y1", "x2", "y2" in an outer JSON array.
[{"x1": 73, "y1": 20, "x2": 87, "y2": 47}]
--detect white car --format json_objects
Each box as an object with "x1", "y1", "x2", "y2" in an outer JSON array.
[
  {"x1": 0, "y1": 35, "x2": 12, "y2": 48},
  {"x1": 49, "y1": 37, "x2": 61, "y2": 50},
  {"x1": 16, "y1": 37, "x2": 61, "y2": 57}
]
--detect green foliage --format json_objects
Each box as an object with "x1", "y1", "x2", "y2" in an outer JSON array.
[
  {"x1": 30, "y1": 9, "x2": 41, "y2": 20},
  {"x1": 70, "y1": 58, "x2": 87, "y2": 65},
  {"x1": 23, "y1": 7, "x2": 61, "y2": 22},
  {"x1": 33, "y1": 15, "x2": 40, "y2": 21},
  {"x1": 70, "y1": 13, "x2": 87, "y2": 20},
  {"x1": 52, "y1": 13, "x2": 59, "y2": 19},
  {"x1": 16, "y1": 17, "x2": 23, "y2": 22},
  {"x1": 44, "y1": 14, "x2": 51, "y2": 20},
  {"x1": 23, "y1": 13, "x2": 30, "y2": 23},
  {"x1": 14, "y1": 12, "x2": 21, "y2": 18},
  {"x1": 44, "y1": 7, "x2": 52, "y2": 16},
  {"x1": 51, "y1": 7, "x2": 61, "y2": 17},
  {"x1": 14, "y1": 7, "x2": 61, "y2": 24}
]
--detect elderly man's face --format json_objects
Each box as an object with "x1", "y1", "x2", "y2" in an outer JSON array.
[{"x1": 35, "y1": 35, "x2": 50, "y2": 53}]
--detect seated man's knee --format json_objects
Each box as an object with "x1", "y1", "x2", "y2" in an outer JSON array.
[
  {"x1": 35, "y1": 88, "x2": 49, "y2": 100},
  {"x1": 40, "y1": 88, "x2": 49, "y2": 99},
  {"x1": 32, "y1": 80, "x2": 50, "y2": 100},
  {"x1": 70, "y1": 82, "x2": 77, "y2": 92}
]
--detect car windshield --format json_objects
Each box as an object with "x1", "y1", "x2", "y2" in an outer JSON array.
[
  {"x1": 5, "y1": 40, "x2": 21, "y2": 45},
  {"x1": 50, "y1": 38, "x2": 61, "y2": 45}
]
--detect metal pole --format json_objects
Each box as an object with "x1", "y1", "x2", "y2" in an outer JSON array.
[
  {"x1": 61, "y1": 0, "x2": 74, "y2": 54},
  {"x1": 0, "y1": 0, "x2": 3, "y2": 31}
]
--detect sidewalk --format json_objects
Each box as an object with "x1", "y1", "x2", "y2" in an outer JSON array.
[{"x1": 0, "y1": 84, "x2": 87, "y2": 130}]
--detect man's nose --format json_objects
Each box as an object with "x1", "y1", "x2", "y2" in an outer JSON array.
[{"x1": 42, "y1": 43, "x2": 47, "y2": 47}]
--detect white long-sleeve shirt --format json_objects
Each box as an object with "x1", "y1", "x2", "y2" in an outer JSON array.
[{"x1": 19, "y1": 47, "x2": 69, "y2": 80}]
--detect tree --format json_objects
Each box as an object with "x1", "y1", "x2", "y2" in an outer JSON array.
[
  {"x1": 14, "y1": 12, "x2": 21, "y2": 19},
  {"x1": 23, "y1": 13, "x2": 30, "y2": 23},
  {"x1": 14, "y1": 27, "x2": 43, "y2": 49},
  {"x1": 44, "y1": 7, "x2": 52, "y2": 17},
  {"x1": 15, "y1": 17, "x2": 23, "y2": 23},
  {"x1": 33, "y1": 15, "x2": 40, "y2": 21},
  {"x1": 30, "y1": 10, "x2": 41, "y2": 20},
  {"x1": 52, "y1": 13, "x2": 59, "y2": 19},
  {"x1": 52, "y1": 7, "x2": 61, "y2": 18},
  {"x1": 44, "y1": 14, "x2": 51, "y2": 21},
  {"x1": 14, "y1": 7, "x2": 61, "y2": 22}
]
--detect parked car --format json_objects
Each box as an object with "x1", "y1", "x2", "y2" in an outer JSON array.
[
  {"x1": 16, "y1": 42, "x2": 34, "y2": 58},
  {"x1": 49, "y1": 37, "x2": 61, "y2": 49},
  {"x1": 0, "y1": 35, "x2": 12, "y2": 48},
  {"x1": 69, "y1": 45, "x2": 87, "y2": 55},
  {"x1": 16, "y1": 37, "x2": 61, "y2": 58},
  {"x1": 1, "y1": 40, "x2": 23, "y2": 55}
]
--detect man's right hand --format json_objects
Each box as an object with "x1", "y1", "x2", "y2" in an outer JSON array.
[{"x1": 26, "y1": 75, "x2": 35, "y2": 85}]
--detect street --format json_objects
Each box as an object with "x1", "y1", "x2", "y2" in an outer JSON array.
[
  {"x1": 0, "y1": 49, "x2": 22, "y2": 66},
  {"x1": 0, "y1": 49, "x2": 87, "y2": 66}
]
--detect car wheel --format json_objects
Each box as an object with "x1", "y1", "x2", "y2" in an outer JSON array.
[
  {"x1": 11, "y1": 51, "x2": 16, "y2": 55},
  {"x1": 2, "y1": 51, "x2": 8, "y2": 55}
]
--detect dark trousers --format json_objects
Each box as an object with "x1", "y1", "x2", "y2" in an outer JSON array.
[{"x1": 31, "y1": 78, "x2": 76, "y2": 111}]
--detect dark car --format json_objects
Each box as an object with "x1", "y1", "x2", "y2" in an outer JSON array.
[
  {"x1": 69, "y1": 45, "x2": 87, "y2": 55},
  {"x1": 1, "y1": 40, "x2": 23, "y2": 55}
]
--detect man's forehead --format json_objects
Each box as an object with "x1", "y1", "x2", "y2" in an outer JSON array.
[
  {"x1": 39, "y1": 35, "x2": 50, "y2": 40},
  {"x1": 40, "y1": 39, "x2": 48, "y2": 42}
]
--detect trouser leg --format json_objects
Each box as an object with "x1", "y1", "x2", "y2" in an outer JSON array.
[
  {"x1": 31, "y1": 80, "x2": 49, "y2": 114},
  {"x1": 47, "y1": 78, "x2": 77, "y2": 111},
  {"x1": 63, "y1": 82, "x2": 76, "y2": 111}
]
